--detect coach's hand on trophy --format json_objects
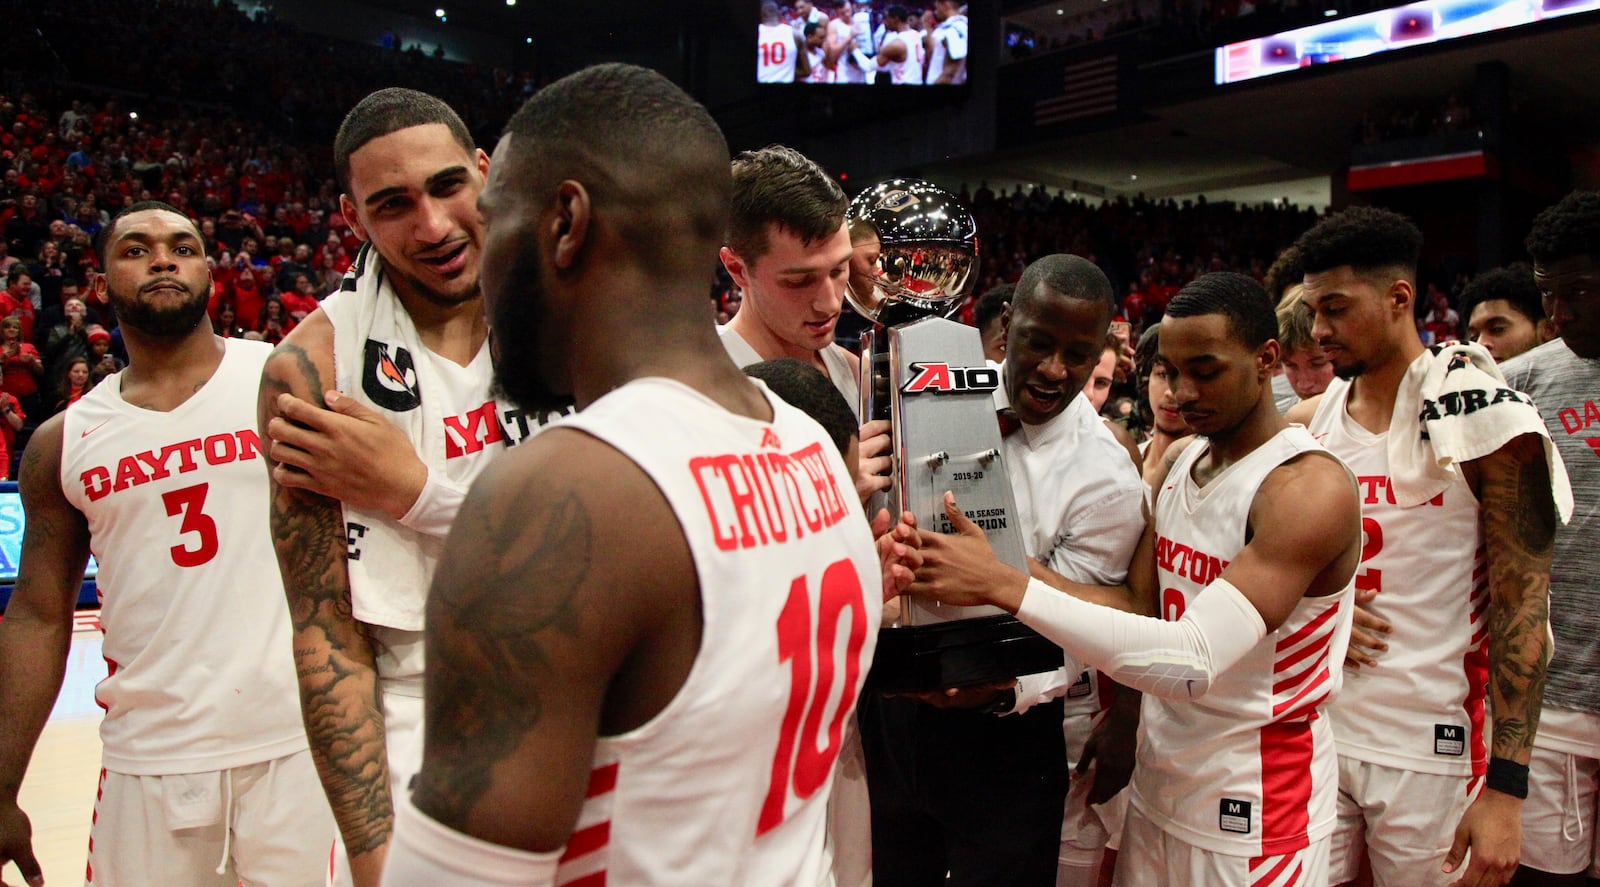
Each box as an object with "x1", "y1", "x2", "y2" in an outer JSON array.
[
  {"x1": 905, "y1": 492, "x2": 1029, "y2": 613},
  {"x1": 854, "y1": 418, "x2": 893, "y2": 503},
  {"x1": 890, "y1": 678, "x2": 1019, "y2": 711},
  {"x1": 267, "y1": 389, "x2": 428, "y2": 519}
]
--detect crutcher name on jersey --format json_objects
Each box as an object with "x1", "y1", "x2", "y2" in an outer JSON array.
[
  {"x1": 1155, "y1": 534, "x2": 1231, "y2": 586},
  {"x1": 79, "y1": 429, "x2": 262, "y2": 502},
  {"x1": 690, "y1": 440, "x2": 851, "y2": 551}
]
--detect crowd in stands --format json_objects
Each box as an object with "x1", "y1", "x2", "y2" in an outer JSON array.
[
  {"x1": 0, "y1": 0, "x2": 1509, "y2": 480},
  {"x1": 0, "y1": 0, "x2": 563, "y2": 477}
]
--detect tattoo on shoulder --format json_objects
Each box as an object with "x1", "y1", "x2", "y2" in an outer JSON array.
[
  {"x1": 412, "y1": 484, "x2": 594, "y2": 830},
  {"x1": 262, "y1": 343, "x2": 328, "y2": 408}
]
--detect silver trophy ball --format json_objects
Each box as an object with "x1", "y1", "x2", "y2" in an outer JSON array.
[{"x1": 845, "y1": 179, "x2": 979, "y2": 327}]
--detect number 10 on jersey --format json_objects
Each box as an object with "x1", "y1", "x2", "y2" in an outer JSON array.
[{"x1": 758, "y1": 558, "x2": 869, "y2": 836}]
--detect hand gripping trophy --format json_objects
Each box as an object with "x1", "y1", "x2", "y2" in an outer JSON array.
[{"x1": 847, "y1": 179, "x2": 1060, "y2": 691}]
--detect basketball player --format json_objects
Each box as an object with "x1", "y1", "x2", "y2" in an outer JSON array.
[
  {"x1": 927, "y1": 0, "x2": 969, "y2": 85},
  {"x1": 803, "y1": 22, "x2": 836, "y2": 83},
  {"x1": 758, "y1": 0, "x2": 811, "y2": 83},
  {"x1": 717, "y1": 144, "x2": 892, "y2": 504},
  {"x1": 258, "y1": 89, "x2": 530, "y2": 887},
  {"x1": 1275, "y1": 285, "x2": 1334, "y2": 400},
  {"x1": 903, "y1": 271, "x2": 1361, "y2": 886},
  {"x1": 1498, "y1": 191, "x2": 1600, "y2": 886},
  {"x1": 861, "y1": 255, "x2": 1146, "y2": 887},
  {"x1": 382, "y1": 62, "x2": 887, "y2": 886},
  {"x1": 830, "y1": 1, "x2": 871, "y2": 83},
  {"x1": 876, "y1": 6, "x2": 927, "y2": 85},
  {"x1": 1289, "y1": 207, "x2": 1559, "y2": 887},
  {"x1": 0, "y1": 202, "x2": 332, "y2": 886},
  {"x1": 1461, "y1": 264, "x2": 1553, "y2": 363},
  {"x1": 1135, "y1": 323, "x2": 1190, "y2": 484}
]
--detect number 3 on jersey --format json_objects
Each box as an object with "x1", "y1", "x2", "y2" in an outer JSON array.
[
  {"x1": 758, "y1": 558, "x2": 869, "y2": 836},
  {"x1": 161, "y1": 482, "x2": 219, "y2": 567}
]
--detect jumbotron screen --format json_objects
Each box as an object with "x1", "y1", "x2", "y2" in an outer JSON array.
[
  {"x1": 757, "y1": 1, "x2": 970, "y2": 85},
  {"x1": 1216, "y1": 0, "x2": 1600, "y2": 84}
]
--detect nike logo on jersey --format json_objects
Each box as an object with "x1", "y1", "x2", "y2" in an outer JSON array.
[{"x1": 80, "y1": 420, "x2": 110, "y2": 438}]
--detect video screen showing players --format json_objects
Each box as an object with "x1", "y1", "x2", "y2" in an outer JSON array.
[{"x1": 757, "y1": 1, "x2": 970, "y2": 85}]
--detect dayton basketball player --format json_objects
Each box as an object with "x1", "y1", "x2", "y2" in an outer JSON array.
[
  {"x1": 905, "y1": 272, "x2": 1362, "y2": 886},
  {"x1": 0, "y1": 202, "x2": 331, "y2": 886},
  {"x1": 1491, "y1": 192, "x2": 1600, "y2": 885},
  {"x1": 260, "y1": 88, "x2": 530, "y2": 887},
  {"x1": 385, "y1": 63, "x2": 898, "y2": 886},
  {"x1": 1290, "y1": 207, "x2": 1560, "y2": 887}
]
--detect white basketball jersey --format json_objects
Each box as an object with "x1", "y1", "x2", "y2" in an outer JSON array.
[
  {"x1": 885, "y1": 30, "x2": 925, "y2": 84},
  {"x1": 830, "y1": 18, "x2": 865, "y2": 83},
  {"x1": 59, "y1": 338, "x2": 307, "y2": 775},
  {"x1": 758, "y1": 22, "x2": 797, "y2": 83},
  {"x1": 1308, "y1": 377, "x2": 1488, "y2": 777},
  {"x1": 928, "y1": 14, "x2": 969, "y2": 84},
  {"x1": 552, "y1": 378, "x2": 880, "y2": 886},
  {"x1": 1132, "y1": 426, "x2": 1353, "y2": 857}
]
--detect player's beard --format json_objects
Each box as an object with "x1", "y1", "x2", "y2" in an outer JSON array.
[
  {"x1": 488, "y1": 251, "x2": 574, "y2": 416},
  {"x1": 111, "y1": 279, "x2": 211, "y2": 339},
  {"x1": 1333, "y1": 360, "x2": 1367, "y2": 380}
]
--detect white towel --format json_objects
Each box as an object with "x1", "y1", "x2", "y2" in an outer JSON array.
[
  {"x1": 1388, "y1": 341, "x2": 1573, "y2": 522},
  {"x1": 319, "y1": 243, "x2": 504, "y2": 630}
]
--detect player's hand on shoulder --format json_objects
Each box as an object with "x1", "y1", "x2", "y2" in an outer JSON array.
[{"x1": 266, "y1": 388, "x2": 427, "y2": 519}]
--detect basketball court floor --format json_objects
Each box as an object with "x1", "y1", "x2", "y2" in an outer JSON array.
[{"x1": 7, "y1": 613, "x2": 108, "y2": 885}]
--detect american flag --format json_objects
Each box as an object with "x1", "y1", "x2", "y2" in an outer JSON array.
[{"x1": 1034, "y1": 55, "x2": 1119, "y2": 127}]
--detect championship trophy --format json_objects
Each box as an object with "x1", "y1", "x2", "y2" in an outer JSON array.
[{"x1": 847, "y1": 179, "x2": 1062, "y2": 692}]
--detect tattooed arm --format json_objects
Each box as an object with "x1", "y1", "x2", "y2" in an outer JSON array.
[
  {"x1": 260, "y1": 312, "x2": 393, "y2": 887},
  {"x1": 406, "y1": 428, "x2": 700, "y2": 856},
  {"x1": 1448, "y1": 432, "x2": 1555, "y2": 885},
  {"x1": 0, "y1": 416, "x2": 92, "y2": 886}
]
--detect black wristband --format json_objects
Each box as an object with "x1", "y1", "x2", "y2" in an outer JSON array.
[
  {"x1": 982, "y1": 686, "x2": 1018, "y2": 716},
  {"x1": 1486, "y1": 756, "x2": 1529, "y2": 799}
]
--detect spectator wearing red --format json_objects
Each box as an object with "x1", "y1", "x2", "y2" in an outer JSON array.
[
  {"x1": 0, "y1": 315, "x2": 42, "y2": 421},
  {"x1": 278, "y1": 272, "x2": 320, "y2": 322},
  {"x1": 0, "y1": 389, "x2": 22, "y2": 479},
  {"x1": 211, "y1": 253, "x2": 264, "y2": 332},
  {"x1": 50, "y1": 355, "x2": 91, "y2": 415},
  {"x1": 1, "y1": 268, "x2": 36, "y2": 342},
  {"x1": 85, "y1": 324, "x2": 121, "y2": 384}
]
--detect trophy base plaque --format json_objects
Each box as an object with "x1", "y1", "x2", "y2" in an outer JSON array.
[{"x1": 865, "y1": 615, "x2": 1066, "y2": 694}]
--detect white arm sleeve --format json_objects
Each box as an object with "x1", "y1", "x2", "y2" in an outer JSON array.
[
  {"x1": 1013, "y1": 577, "x2": 1267, "y2": 700},
  {"x1": 396, "y1": 469, "x2": 468, "y2": 538},
  {"x1": 384, "y1": 794, "x2": 563, "y2": 887}
]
